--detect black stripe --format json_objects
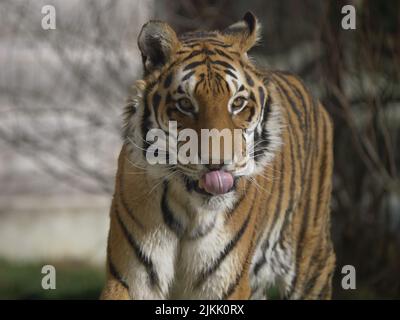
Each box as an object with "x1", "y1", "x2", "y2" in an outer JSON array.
[
  {"x1": 163, "y1": 73, "x2": 173, "y2": 89},
  {"x1": 273, "y1": 74, "x2": 303, "y2": 125},
  {"x1": 275, "y1": 73, "x2": 307, "y2": 113},
  {"x1": 249, "y1": 91, "x2": 256, "y2": 103},
  {"x1": 183, "y1": 41, "x2": 230, "y2": 49},
  {"x1": 224, "y1": 69, "x2": 237, "y2": 79},
  {"x1": 301, "y1": 248, "x2": 333, "y2": 298},
  {"x1": 298, "y1": 105, "x2": 327, "y2": 293},
  {"x1": 302, "y1": 92, "x2": 312, "y2": 186},
  {"x1": 181, "y1": 49, "x2": 216, "y2": 63},
  {"x1": 253, "y1": 150, "x2": 285, "y2": 276},
  {"x1": 244, "y1": 71, "x2": 254, "y2": 87},
  {"x1": 152, "y1": 93, "x2": 161, "y2": 112},
  {"x1": 277, "y1": 79, "x2": 303, "y2": 162},
  {"x1": 108, "y1": 258, "x2": 129, "y2": 289},
  {"x1": 161, "y1": 182, "x2": 184, "y2": 237},
  {"x1": 176, "y1": 49, "x2": 190, "y2": 55},
  {"x1": 182, "y1": 39, "x2": 231, "y2": 48},
  {"x1": 182, "y1": 38, "x2": 232, "y2": 48},
  {"x1": 222, "y1": 190, "x2": 258, "y2": 299},
  {"x1": 214, "y1": 72, "x2": 228, "y2": 93},
  {"x1": 275, "y1": 98, "x2": 298, "y2": 250},
  {"x1": 181, "y1": 70, "x2": 196, "y2": 82},
  {"x1": 314, "y1": 103, "x2": 327, "y2": 225},
  {"x1": 274, "y1": 83, "x2": 304, "y2": 180},
  {"x1": 118, "y1": 171, "x2": 144, "y2": 230},
  {"x1": 301, "y1": 267, "x2": 322, "y2": 298},
  {"x1": 165, "y1": 92, "x2": 173, "y2": 104},
  {"x1": 214, "y1": 48, "x2": 234, "y2": 61},
  {"x1": 115, "y1": 203, "x2": 159, "y2": 288},
  {"x1": 182, "y1": 42, "x2": 202, "y2": 49},
  {"x1": 246, "y1": 105, "x2": 256, "y2": 122},
  {"x1": 210, "y1": 42, "x2": 232, "y2": 48},
  {"x1": 210, "y1": 59, "x2": 235, "y2": 70},
  {"x1": 238, "y1": 84, "x2": 246, "y2": 92},
  {"x1": 194, "y1": 74, "x2": 206, "y2": 93},
  {"x1": 224, "y1": 181, "x2": 247, "y2": 223},
  {"x1": 278, "y1": 81, "x2": 307, "y2": 296},
  {"x1": 125, "y1": 99, "x2": 137, "y2": 115},
  {"x1": 228, "y1": 50, "x2": 240, "y2": 57},
  {"x1": 258, "y1": 86, "x2": 265, "y2": 107},
  {"x1": 253, "y1": 95, "x2": 272, "y2": 162},
  {"x1": 195, "y1": 204, "x2": 252, "y2": 288},
  {"x1": 183, "y1": 174, "x2": 211, "y2": 196},
  {"x1": 317, "y1": 281, "x2": 330, "y2": 299},
  {"x1": 222, "y1": 250, "x2": 250, "y2": 299},
  {"x1": 288, "y1": 97, "x2": 318, "y2": 297},
  {"x1": 177, "y1": 85, "x2": 184, "y2": 94},
  {"x1": 184, "y1": 59, "x2": 206, "y2": 71},
  {"x1": 317, "y1": 269, "x2": 333, "y2": 299},
  {"x1": 206, "y1": 39, "x2": 228, "y2": 45},
  {"x1": 253, "y1": 161, "x2": 277, "y2": 275},
  {"x1": 274, "y1": 73, "x2": 308, "y2": 170},
  {"x1": 145, "y1": 59, "x2": 179, "y2": 91},
  {"x1": 224, "y1": 78, "x2": 231, "y2": 93}
]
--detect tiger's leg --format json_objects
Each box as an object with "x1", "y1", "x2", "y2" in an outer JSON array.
[
  {"x1": 225, "y1": 271, "x2": 252, "y2": 300},
  {"x1": 285, "y1": 104, "x2": 335, "y2": 300},
  {"x1": 100, "y1": 208, "x2": 132, "y2": 300},
  {"x1": 287, "y1": 242, "x2": 335, "y2": 299},
  {"x1": 101, "y1": 200, "x2": 171, "y2": 300},
  {"x1": 285, "y1": 172, "x2": 336, "y2": 299},
  {"x1": 100, "y1": 264, "x2": 130, "y2": 300}
]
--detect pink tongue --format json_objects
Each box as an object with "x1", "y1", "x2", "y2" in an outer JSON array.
[{"x1": 200, "y1": 170, "x2": 234, "y2": 195}]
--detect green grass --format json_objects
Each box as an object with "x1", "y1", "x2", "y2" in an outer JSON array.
[{"x1": 0, "y1": 259, "x2": 104, "y2": 299}]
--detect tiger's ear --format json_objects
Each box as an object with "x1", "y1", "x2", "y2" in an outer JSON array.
[
  {"x1": 138, "y1": 21, "x2": 179, "y2": 74},
  {"x1": 223, "y1": 12, "x2": 261, "y2": 52}
]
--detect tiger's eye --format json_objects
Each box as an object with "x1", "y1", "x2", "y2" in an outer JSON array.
[
  {"x1": 232, "y1": 97, "x2": 246, "y2": 112},
  {"x1": 177, "y1": 98, "x2": 193, "y2": 112}
]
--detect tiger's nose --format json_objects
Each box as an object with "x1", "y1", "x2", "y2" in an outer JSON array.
[{"x1": 205, "y1": 164, "x2": 224, "y2": 171}]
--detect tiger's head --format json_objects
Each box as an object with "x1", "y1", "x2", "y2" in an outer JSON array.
[{"x1": 124, "y1": 12, "x2": 282, "y2": 207}]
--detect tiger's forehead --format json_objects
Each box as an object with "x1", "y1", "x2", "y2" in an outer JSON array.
[
  {"x1": 163, "y1": 39, "x2": 258, "y2": 98},
  {"x1": 177, "y1": 33, "x2": 241, "y2": 69},
  {"x1": 178, "y1": 31, "x2": 235, "y2": 47}
]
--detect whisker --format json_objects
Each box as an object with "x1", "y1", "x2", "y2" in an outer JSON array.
[
  {"x1": 125, "y1": 156, "x2": 147, "y2": 171},
  {"x1": 124, "y1": 171, "x2": 148, "y2": 175},
  {"x1": 176, "y1": 165, "x2": 199, "y2": 175},
  {"x1": 126, "y1": 136, "x2": 169, "y2": 155},
  {"x1": 146, "y1": 170, "x2": 178, "y2": 196},
  {"x1": 247, "y1": 176, "x2": 272, "y2": 196},
  {"x1": 248, "y1": 146, "x2": 271, "y2": 154},
  {"x1": 251, "y1": 139, "x2": 270, "y2": 148},
  {"x1": 254, "y1": 171, "x2": 277, "y2": 182},
  {"x1": 136, "y1": 134, "x2": 171, "y2": 153}
]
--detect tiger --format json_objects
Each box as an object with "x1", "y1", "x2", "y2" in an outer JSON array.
[{"x1": 100, "y1": 12, "x2": 336, "y2": 300}]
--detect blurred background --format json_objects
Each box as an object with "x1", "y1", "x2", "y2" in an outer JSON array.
[{"x1": 0, "y1": 0, "x2": 399, "y2": 299}]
